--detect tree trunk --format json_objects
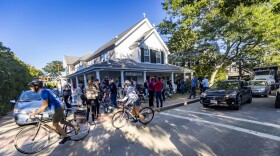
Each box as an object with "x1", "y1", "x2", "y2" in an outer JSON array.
[{"x1": 209, "y1": 63, "x2": 224, "y2": 85}]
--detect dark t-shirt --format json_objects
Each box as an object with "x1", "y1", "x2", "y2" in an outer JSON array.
[{"x1": 110, "y1": 82, "x2": 117, "y2": 94}]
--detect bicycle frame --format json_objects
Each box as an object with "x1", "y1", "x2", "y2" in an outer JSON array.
[{"x1": 30, "y1": 108, "x2": 73, "y2": 139}]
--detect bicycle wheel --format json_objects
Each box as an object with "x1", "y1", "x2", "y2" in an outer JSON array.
[
  {"x1": 112, "y1": 111, "x2": 129, "y2": 128},
  {"x1": 138, "y1": 107, "x2": 154, "y2": 124},
  {"x1": 64, "y1": 120, "x2": 90, "y2": 141},
  {"x1": 14, "y1": 125, "x2": 50, "y2": 154}
]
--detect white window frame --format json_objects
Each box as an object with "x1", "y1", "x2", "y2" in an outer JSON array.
[
  {"x1": 144, "y1": 48, "x2": 150, "y2": 62},
  {"x1": 156, "y1": 51, "x2": 161, "y2": 64}
]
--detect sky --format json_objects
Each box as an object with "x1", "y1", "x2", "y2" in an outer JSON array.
[{"x1": 0, "y1": 0, "x2": 166, "y2": 70}]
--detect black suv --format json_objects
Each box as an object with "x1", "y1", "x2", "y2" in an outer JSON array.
[{"x1": 200, "y1": 80, "x2": 252, "y2": 110}]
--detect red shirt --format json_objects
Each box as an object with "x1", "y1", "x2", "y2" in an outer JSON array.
[{"x1": 154, "y1": 81, "x2": 162, "y2": 92}]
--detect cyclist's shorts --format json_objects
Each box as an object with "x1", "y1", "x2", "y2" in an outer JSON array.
[
  {"x1": 53, "y1": 107, "x2": 64, "y2": 123},
  {"x1": 133, "y1": 99, "x2": 141, "y2": 106}
]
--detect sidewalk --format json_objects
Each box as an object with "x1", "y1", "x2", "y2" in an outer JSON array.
[
  {"x1": 141, "y1": 94, "x2": 200, "y2": 111},
  {"x1": 71, "y1": 94, "x2": 200, "y2": 124}
]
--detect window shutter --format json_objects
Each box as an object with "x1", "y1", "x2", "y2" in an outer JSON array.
[
  {"x1": 150, "y1": 50, "x2": 156, "y2": 63},
  {"x1": 141, "y1": 48, "x2": 144, "y2": 62},
  {"x1": 161, "y1": 51, "x2": 164, "y2": 64}
]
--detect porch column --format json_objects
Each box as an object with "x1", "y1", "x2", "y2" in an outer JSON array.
[
  {"x1": 76, "y1": 76, "x2": 79, "y2": 88},
  {"x1": 171, "y1": 72, "x2": 174, "y2": 85},
  {"x1": 70, "y1": 78, "x2": 73, "y2": 92},
  {"x1": 96, "y1": 70, "x2": 100, "y2": 81},
  {"x1": 83, "y1": 74, "x2": 87, "y2": 87},
  {"x1": 183, "y1": 72, "x2": 186, "y2": 80},
  {"x1": 143, "y1": 71, "x2": 146, "y2": 81},
  {"x1": 121, "y1": 71, "x2": 124, "y2": 88}
]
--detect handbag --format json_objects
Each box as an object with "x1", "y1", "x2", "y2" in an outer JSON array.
[{"x1": 86, "y1": 86, "x2": 98, "y2": 99}]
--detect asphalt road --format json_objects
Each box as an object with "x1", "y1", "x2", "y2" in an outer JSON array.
[{"x1": 0, "y1": 93, "x2": 280, "y2": 156}]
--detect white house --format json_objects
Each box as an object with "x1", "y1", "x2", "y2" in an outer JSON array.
[{"x1": 63, "y1": 18, "x2": 193, "y2": 89}]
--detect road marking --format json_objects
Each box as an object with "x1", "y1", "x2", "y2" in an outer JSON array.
[
  {"x1": 160, "y1": 112, "x2": 280, "y2": 142},
  {"x1": 174, "y1": 109, "x2": 280, "y2": 129}
]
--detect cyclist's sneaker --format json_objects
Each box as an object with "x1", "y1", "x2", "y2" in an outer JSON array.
[
  {"x1": 74, "y1": 127, "x2": 80, "y2": 135},
  {"x1": 138, "y1": 113, "x2": 145, "y2": 119},
  {"x1": 59, "y1": 136, "x2": 71, "y2": 144}
]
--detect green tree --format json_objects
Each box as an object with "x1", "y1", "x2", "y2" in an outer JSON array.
[
  {"x1": 27, "y1": 64, "x2": 43, "y2": 77},
  {"x1": 42, "y1": 61, "x2": 65, "y2": 76},
  {"x1": 0, "y1": 42, "x2": 35, "y2": 116},
  {"x1": 158, "y1": 0, "x2": 280, "y2": 84}
]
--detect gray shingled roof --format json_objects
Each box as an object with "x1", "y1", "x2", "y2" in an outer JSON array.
[
  {"x1": 86, "y1": 18, "x2": 147, "y2": 61},
  {"x1": 64, "y1": 55, "x2": 80, "y2": 65},
  {"x1": 80, "y1": 53, "x2": 93, "y2": 61},
  {"x1": 90, "y1": 59, "x2": 184, "y2": 71}
]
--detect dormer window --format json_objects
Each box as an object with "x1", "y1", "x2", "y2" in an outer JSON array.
[
  {"x1": 156, "y1": 51, "x2": 161, "y2": 63},
  {"x1": 101, "y1": 52, "x2": 109, "y2": 61},
  {"x1": 140, "y1": 48, "x2": 150, "y2": 63},
  {"x1": 144, "y1": 49, "x2": 150, "y2": 62}
]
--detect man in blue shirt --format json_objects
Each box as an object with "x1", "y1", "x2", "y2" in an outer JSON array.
[
  {"x1": 28, "y1": 79, "x2": 78, "y2": 144},
  {"x1": 188, "y1": 75, "x2": 198, "y2": 99},
  {"x1": 202, "y1": 76, "x2": 209, "y2": 92}
]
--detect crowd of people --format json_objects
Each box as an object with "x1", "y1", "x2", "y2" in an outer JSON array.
[{"x1": 51, "y1": 74, "x2": 209, "y2": 123}]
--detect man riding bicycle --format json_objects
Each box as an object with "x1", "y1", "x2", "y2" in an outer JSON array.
[
  {"x1": 123, "y1": 80, "x2": 144, "y2": 120},
  {"x1": 28, "y1": 79, "x2": 79, "y2": 144}
]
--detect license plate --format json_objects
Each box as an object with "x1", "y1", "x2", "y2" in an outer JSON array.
[{"x1": 210, "y1": 100, "x2": 217, "y2": 104}]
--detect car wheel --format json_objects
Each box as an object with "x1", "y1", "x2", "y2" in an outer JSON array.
[
  {"x1": 246, "y1": 94, "x2": 252, "y2": 103},
  {"x1": 275, "y1": 94, "x2": 280, "y2": 108},
  {"x1": 235, "y1": 97, "x2": 242, "y2": 110},
  {"x1": 203, "y1": 104, "x2": 210, "y2": 108},
  {"x1": 264, "y1": 92, "x2": 268, "y2": 97}
]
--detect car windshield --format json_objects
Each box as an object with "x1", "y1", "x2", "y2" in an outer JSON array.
[
  {"x1": 18, "y1": 90, "x2": 58, "y2": 102},
  {"x1": 249, "y1": 81, "x2": 266, "y2": 86},
  {"x1": 211, "y1": 81, "x2": 239, "y2": 90},
  {"x1": 255, "y1": 71, "x2": 270, "y2": 75},
  {"x1": 18, "y1": 91, "x2": 41, "y2": 102}
]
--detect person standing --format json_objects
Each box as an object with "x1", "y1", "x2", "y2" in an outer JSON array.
[
  {"x1": 202, "y1": 76, "x2": 209, "y2": 92},
  {"x1": 154, "y1": 77, "x2": 163, "y2": 108},
  {"x1": 93, "y1": 79, "x2": 101, "y2": 118},
  {"x1": 181, "y1": 79, "x2": 185, "y2": 94},
  {"x1": 188, "y1": 75, "x2": 198, "y2": 99},
  {"x1": 75, "y1": 83, "x2": 84, "y2": 107},
  {"x1": 109, "y1": 78, "x2": 117, "y2": 109},
  {"x1": 85, "y1": 80, "x2": 99, "y2": 123},
  {"x1": 148, "y1": 78, "x2": 155, "y2": 107},
  {"x1": 161, "y1": 77, "x2": 167, "y2": 101},
  {"x1": 144, "y1": 80, "x2": 148, "y2": 99},
  {"x1": 62, "y1": 85, "x2": 72, "y2": 108},
  {"x1": 52, "y1": 85, "x2": 59, "y2": 97}
]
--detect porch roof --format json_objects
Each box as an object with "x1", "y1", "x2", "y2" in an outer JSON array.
[{"x1": 67, "y1": 59, "x2": 193, "y2": 77}]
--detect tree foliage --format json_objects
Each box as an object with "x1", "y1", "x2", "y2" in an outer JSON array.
[
  {"x1": 158, "y1": 0, "x2": 280, "y2": 84},
  {"x1": 0, "y1": 42, "x2": 38, "y2": 116},
  {"x1": 42, "y1": 60, "x2": 65, "y2": 76}
]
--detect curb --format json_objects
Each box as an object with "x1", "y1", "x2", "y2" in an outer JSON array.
[{"x1": 159, "y1": 99, "x2": 200, "y2": 111}]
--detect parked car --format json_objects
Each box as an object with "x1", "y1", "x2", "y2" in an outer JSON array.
[
  {"x1": 10, "y1": 90, "x2": 62, "y2": 125},
  {"x1": 275, "y1": 89, "x2": 280, "y2": 108},
  {"x1": 200, "y1": 80, "x2": 252, "y2": 110},
  {"x1": 248, "y1": 80, "x2": 271, "y2": 97}
]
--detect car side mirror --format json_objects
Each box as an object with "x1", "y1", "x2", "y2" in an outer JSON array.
[{"x1": 10, "y1": 99, "x2": 17, "y2": 104}]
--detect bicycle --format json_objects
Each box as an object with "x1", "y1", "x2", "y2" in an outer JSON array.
[
  {"x1": 112, "y1": 100, "x2": 155, "y2": 129},
  {"x1": 14, "y1": 108, "x2": 90, "y2": 154}
]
